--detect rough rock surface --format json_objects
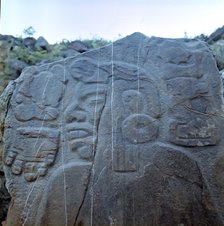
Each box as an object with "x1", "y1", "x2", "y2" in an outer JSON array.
[
  {"x1": 207, "y1": 25, "x2": 224, "y2": 44},
  {"x1": 210, "y1": 40, "x2": 224, "y2": 70},
  {"x1": 34, "y1": 36, "x2": 50, "y2": 52},
  {"x1": 4, "y1": 59, "x2": 28, "y2": 79},
  {"x1": 0, "y1": 174, "x2": 10, "y2": 225},
  {"x1": 70, "y1": 40, "x2": 89, "y2": 53},
  {"x1": 22, "y1": 37, "x2": 36, "y2": 50},
  {"x1": 2, "y1": 33, "x2": 224, "y2": 226}
]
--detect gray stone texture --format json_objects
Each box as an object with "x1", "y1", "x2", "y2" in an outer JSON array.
[
  {"x1": 34, "y1": 36, "x2": 50, "y2": 52},
  {"x1": 207, "y1": 25, "x2": 224, "y2": 44},
  {"x1": 2, "y1": 33, "x2": 224, "y2": 225}
]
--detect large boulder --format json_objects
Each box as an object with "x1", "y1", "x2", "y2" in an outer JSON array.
[
  {"x1": 207, "y1": 25, "x2": 224, "y2": 44},
  {"x1": 2, "y1": 33, "x2": 224, "y2": 226}
]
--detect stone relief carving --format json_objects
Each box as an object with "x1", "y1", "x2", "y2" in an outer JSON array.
[
  {"x1": 4, "y1": 127, "x2": 59, "y2": 181},
  {"x1": 169, "y1": 118, "x2": 220, "y2": 146},
  {"x1": 2, "y1": 33, "x2": 224, "y2": 226},
  {"x1": 162, "y1": 52, "x2": 221, "y2": 147},
  {"x1": 14, "y1": 66, "x2": 66, "y2": 122},
  {"x1": 111, "y1": 69, "x2": 160, "y2": 172},
  {"x1": 64, "y1": 82, "x2": 107, "y2": 160}
]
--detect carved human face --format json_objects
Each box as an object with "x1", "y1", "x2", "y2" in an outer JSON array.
[{"x1": 64, "y1": 82, "x2": 107, "y2": 159}]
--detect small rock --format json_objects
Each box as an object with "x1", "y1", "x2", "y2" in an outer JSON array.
[
  {"x1": 70, "y1": 40, "x2": 88, "y2": 53},
  {"x1": 4, "y1": 59, "x2": 28, "y2": 79},
  {"x1": 23, "y1": 37, "x2": 36, "y2": 50},
  {"x1": 35, "y1": 36, "x2": 50, "y2": 52}
]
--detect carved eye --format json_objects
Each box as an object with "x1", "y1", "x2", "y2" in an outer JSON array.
[{"x1": 124, "y1": 95, "x2": 132, "y2": 102}]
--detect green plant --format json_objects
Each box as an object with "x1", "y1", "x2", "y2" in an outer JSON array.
[
  {"x1": 7, "y1": 35, "x2": 111, "y2": 68},
  {"x1": 210, "y1": 41, "x2": 224, "y2": 70},
  {"x1": 23, "y1": 26, "x2": 36, "y2": 37},
  {"x1": 82, "y1": 37, "x2": 111, "y2": 49},
  {"x1": 194, "y1": 34, "x2": 208, "y2": 41},
  {"x1": 8, "y1": 44, "x2": 64, "y2": 65}
]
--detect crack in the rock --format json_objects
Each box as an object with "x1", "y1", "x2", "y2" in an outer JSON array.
[
  {"x1": 153, "y1": 161, "x2": 203, "y2": 189},
  {"x1": 74, "y1": 86, "x2": 108, "y2": 226}
]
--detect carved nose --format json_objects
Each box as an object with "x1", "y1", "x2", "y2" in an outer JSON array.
[{"x1": 65, "y1": 111, "x2": 86, "y2": 122}]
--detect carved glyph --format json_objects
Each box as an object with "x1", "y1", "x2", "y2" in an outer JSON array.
[{"x1": 2, "y1": 33, "x2": 224, "y2": 226}]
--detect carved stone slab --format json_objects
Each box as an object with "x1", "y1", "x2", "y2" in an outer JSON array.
[{"x1": 2, "y1": 33, "x2": 224, "y2": 226}]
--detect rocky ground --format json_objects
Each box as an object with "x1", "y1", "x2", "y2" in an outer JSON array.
[
  {"x1": 1, "y1": 26, "x2": 224, "y2": 225},
  {"x1": 0, "y1": 35, "x2": 111, "y2": 92}
]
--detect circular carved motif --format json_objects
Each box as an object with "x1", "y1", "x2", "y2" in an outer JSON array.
[
  {"x1": 122, "y1": 90, "x2": 143, "y2": 113},
  {"x1": 122, "y1": 114, "x2": 159, "y2": 144}
]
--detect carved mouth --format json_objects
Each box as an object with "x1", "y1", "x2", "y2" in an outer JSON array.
[
  {"x1": 68, "y1": 135, "x2": 96, "y2": 152},
  {"x1": 67, "y1": 129, "x2": 91, "y2": 139},
  {"x1": 65, "y1": 123, "x2": 95, "y2": 140}
]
